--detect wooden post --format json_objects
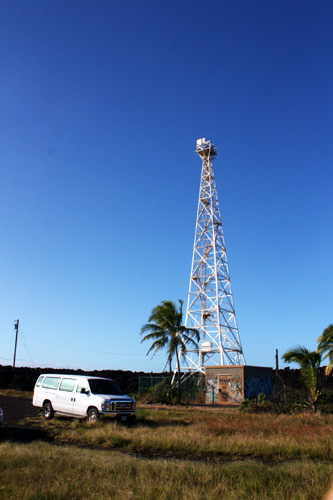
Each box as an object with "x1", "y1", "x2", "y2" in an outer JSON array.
[
  {"x1": 13, "y1": 319, "x2": 19, "y2": 367},
  {"x1": 275, "y1": 348, "x2": 279, "y2": 373}
]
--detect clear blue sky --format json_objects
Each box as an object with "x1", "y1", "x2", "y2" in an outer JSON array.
[{"x1": 1, "y1": 1, "x2": 332, "y2": 372}]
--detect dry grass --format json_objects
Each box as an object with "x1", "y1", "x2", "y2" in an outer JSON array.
[
  {"x1": 49, "y1": 408, "x2": 333, "y2": 461},
  {"x1": 0, "y1": 389, "x2": 32, "y2": 398},
  {"x1": 0, "y1": 441, "x2": 332, "y2": 500},
  {"x1": 2, "y1": 405, "x2": 333, "y2": 498}
]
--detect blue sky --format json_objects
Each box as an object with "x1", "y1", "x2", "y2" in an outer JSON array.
[{"x1": 1, "y1": 1, "x2": 332, "y2": 372}]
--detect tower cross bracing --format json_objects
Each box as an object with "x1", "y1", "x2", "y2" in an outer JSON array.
[{"x1": 181, "y1": 138, "x2": 245, "y2": 374}]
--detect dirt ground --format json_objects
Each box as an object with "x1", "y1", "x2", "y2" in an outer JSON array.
[
  {"x1": 0, "y1": 394, "x2": 236, "y2": 447},
  {"x1": 0, "y1": 395, "x2": 52, "y2": 443},
  {"x1": 0, "y1": 395, "x2": 39, "y2": 426}
]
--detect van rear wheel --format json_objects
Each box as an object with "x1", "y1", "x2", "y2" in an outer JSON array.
[
  {"x1": 43, "y1": 402, "x2": 54, "y2": 420},
  {"x1": 87, "y1": 408, "x2": 99, "y2": 423}
]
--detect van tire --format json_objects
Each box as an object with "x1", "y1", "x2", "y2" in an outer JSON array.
[
  {"x1": 43, "y1": 402, "x2": 54, "y2": 420},
  {"x1": 87, "y1": 408, "x2": 99, "y2": 423}
]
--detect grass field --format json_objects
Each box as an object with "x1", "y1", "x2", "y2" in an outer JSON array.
[{"x1": 1, "y1": 404, "x2": 333, "y2": 499}]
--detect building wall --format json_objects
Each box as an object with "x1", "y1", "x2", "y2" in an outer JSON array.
[
  {"x1": 244, "y1": 366, "x2": 274, "y2": 400},
  {"x1": 205, "y1": 365, "x2": 274, "y2": 405},
  {"x1": 205, "y1": 365, "x2": 244, "y2": 405}
]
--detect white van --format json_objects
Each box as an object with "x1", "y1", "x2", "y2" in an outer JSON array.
[{"x1": 33, "y1": 374, "x2": 136, "y2": 423}]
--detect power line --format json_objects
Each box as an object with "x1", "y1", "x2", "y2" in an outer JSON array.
[
  {"x1": 20, "y1": 332, "x2": 165, "y2": 358},
  {"x1": 20, "y1": 331, "x2": 36, "y2": 368}
]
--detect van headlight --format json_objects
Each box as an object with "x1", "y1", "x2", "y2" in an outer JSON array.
[{"x1": 101, "y1": 400, "x2": 110, "y2": 411}]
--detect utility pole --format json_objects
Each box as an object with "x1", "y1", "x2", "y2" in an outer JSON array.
[
  {"x1": 275, "y1": 348, "x2": 279, "y2": 373},
  {"x1": 13, "y1": 319, "x2": 19, "y2": 368}
]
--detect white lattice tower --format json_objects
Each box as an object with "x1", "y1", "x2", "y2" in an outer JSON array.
[{"x1": 181, "y1": 138, "x2": 245, "y2": 374}]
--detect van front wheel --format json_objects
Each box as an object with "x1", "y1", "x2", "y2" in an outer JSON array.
[
  {"x1": 43, "y1": 402, "x2": 54, "y2": 420},
  {"x1": 87, "y1": 408, "x2": 99, "y2": 423}
]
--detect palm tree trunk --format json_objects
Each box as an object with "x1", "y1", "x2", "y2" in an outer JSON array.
[
  {"x1": 312, "y1": 390, "x2": 320, "y2": 413},
  {"x1": 169, "y1": 356, "x2": 172, "y2": 404},
  {"x1": 175, "y1": 345, "x2": 181, "y2": 404}
]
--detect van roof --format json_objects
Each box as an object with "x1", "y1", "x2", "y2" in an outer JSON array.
[{"x1": 38, "y1": 374, "x2": 114, "y2": 381}]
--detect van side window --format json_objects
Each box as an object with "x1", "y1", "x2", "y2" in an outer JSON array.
[
  {"x1": 77, "y1": 381, "x2": 89, "y2": 394},
  {"x1": 59, "y1": 378, "x2": 76, "y2": 392},
  {"x1": 35, "y1": 375, "x2": 44, "y2": 387},
  {"x1": 42, "y1": 377, "x2": 61, "y2": 390}
]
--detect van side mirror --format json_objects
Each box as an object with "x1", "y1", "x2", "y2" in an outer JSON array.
[{"x1": 81, "y1": 388, "x2": 89, "y2": 394}]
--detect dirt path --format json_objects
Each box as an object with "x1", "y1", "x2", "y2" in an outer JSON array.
[
  {"x1": 0, "y1": 395, "x2": 39, "y2": 427},
  {"x1": 0, "y1": 395, "x2": 53, "y2": 443}
]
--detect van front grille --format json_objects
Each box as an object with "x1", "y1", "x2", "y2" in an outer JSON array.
[{"x1": 115, "y1": 401, "x2": 132, "y2": 412}]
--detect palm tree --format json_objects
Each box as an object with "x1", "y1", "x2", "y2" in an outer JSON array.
[
  {"x1": 282, "y1": 345, "x2": 322, "y2": 412},
  {"x1": 317, "y1": 324, "x2": 333, "y2": 376},
  {"x1": 140, "y1": 300, "x2": 200, "y2": 403}
]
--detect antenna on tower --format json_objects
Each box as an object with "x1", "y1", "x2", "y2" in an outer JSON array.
[{"x1": 180, "y1": 138, "x2": 245, "y2": 376}]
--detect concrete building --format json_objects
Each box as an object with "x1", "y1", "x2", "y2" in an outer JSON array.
[{"x1": 205, "y1": 365, "x2": 274, "y2": 405}]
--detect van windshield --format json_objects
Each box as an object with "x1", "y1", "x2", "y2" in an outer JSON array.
[{"x1": 88, "y1": 378, "x2": 124, "y2": 396}]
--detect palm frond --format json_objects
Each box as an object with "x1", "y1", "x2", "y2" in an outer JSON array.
[
  {"x1": 141, "y1": 299, "x2": 200, "y2": 371},
  {"x1": 145, "y1": 337, "x2": 169, "y2": 357},
  {"x1": 317, "y1": 324, "x2": 333, "y2": 350},
  {"x1": 282, "y1": 345, "x2": 312, "y2": 366},
  {"x1": 324, "y1": 360, "x2": 333, "y2": 376},
  {"x1": 140, "y1": 331, "x2": 168, "y2": 344},
  {"x1": 317, "y1": 325, "x2": 333, "y2": 375},
  {"x1": 140, "y1": 323, "x2": 164, "y2": 335},
  {"x1": 283, "y1": 345, "x2": 322, "y2": 405},
  {"x1": 180, "y1": 327, "x2": 200, "y2": 345}
]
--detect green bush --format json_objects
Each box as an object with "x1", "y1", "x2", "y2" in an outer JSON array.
[
  {"x1": 240, "y1": 393, "x2": 275, "y2": 413},
  {"x1": 144, "y1": 378, "x2": 177, "y2": 405},
  {"x1": 275, "y1": 402, "x2": 309, "y2": 414},
  {"x1": 318, "y1": 403, "x2": 333, "y2": 414}
]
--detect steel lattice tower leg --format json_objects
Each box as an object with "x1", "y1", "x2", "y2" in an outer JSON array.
[{"x1": 181, "y1": 138, "x2": 245, "y2": 375}]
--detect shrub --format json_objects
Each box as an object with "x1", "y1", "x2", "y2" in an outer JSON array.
[
  {"x1": 318, "y1": 403, "x2": 333, "y2": 414},
  {"x1": 144, "y1": 378, "x2": 177, "y2": 405},
  {"x1": 239, "y1": 393, "x2": 274, "y2": 413}
]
